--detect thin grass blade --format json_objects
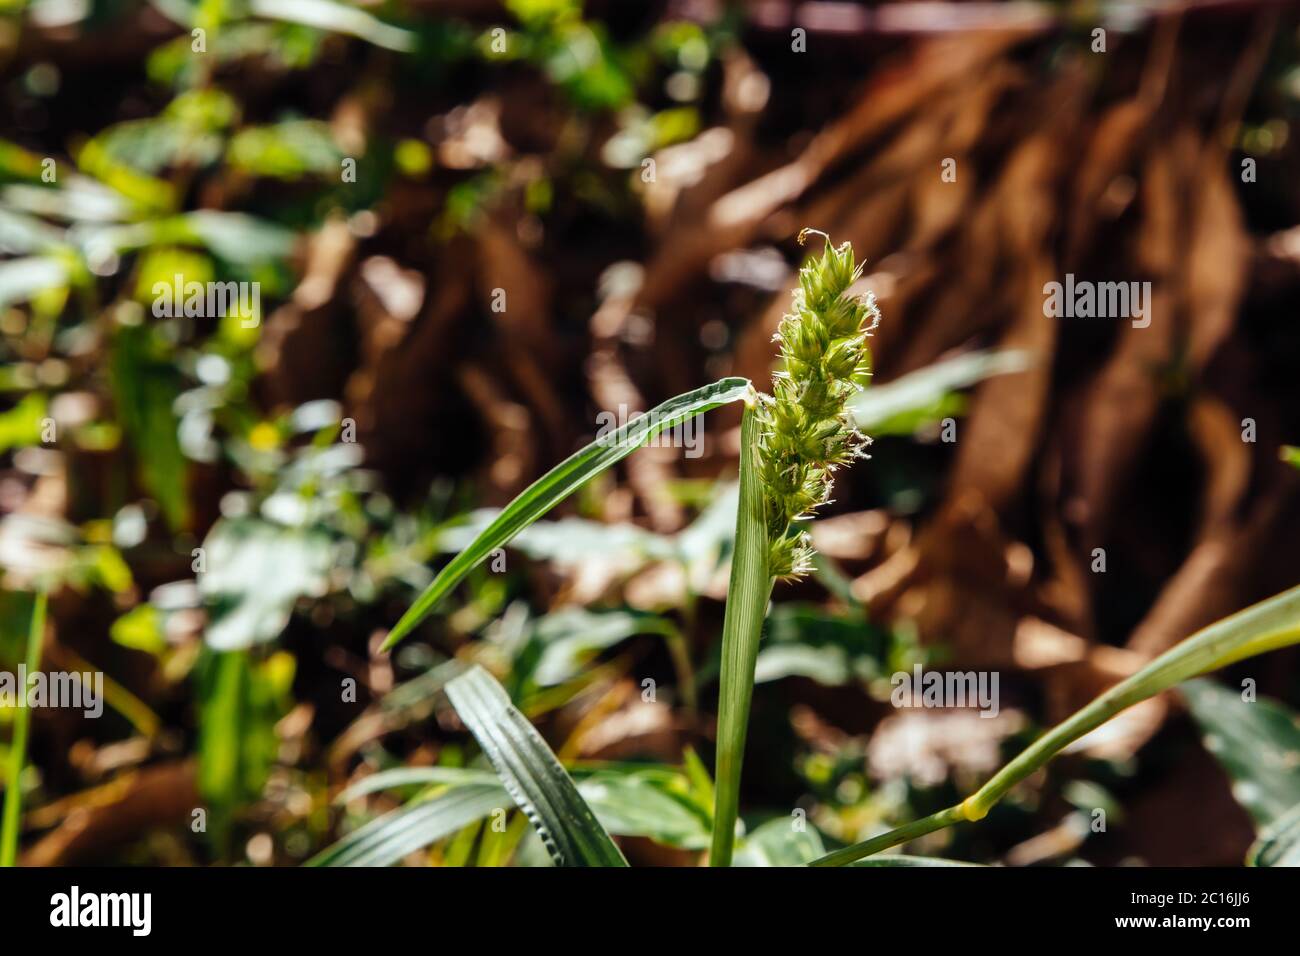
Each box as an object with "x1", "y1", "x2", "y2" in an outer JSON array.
[
  {"x1": 1, "y1": 591, "x2": 46, "y2": 867},
  {"x1": 336, "y1": 766, "x2": 501, "y2": 802},
  {"x1": 849, "y1": 855, "x2": 981, "y2": 867},
  {"x1": 382, "y1": 377, "x2": 750, "y2": 650},
  {"x1": 307, "y1": 783, "x2": 507, "y2": 867},
  {"x1": 445, "y1": 665, "x2": 628, "y2": 867}
]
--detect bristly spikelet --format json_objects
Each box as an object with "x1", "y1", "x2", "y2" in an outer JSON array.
[{"x1": 756, "y1": 229, "x2": 879, "y2": 579}]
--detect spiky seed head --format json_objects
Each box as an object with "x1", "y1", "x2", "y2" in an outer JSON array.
[{"x1": 756, "y1": 231, "x2": 879, "y2": 580}]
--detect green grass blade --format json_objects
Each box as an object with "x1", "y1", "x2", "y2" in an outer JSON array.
[
  {"x1": 382, "y1": 376, "x2": 751, "y2": 651},
  {"x1": 850, "y1": 855, "x2": 982, "y2": 866},
  {"x1": 1, "y1": 591, "x2": 46, "y2": 868},
  {"x1": 1248, "y1": 801, "x2": 1300, "y2": 867},
  {"x1": 342, "y1": 765, "x2": 712, "y2": 850},
  {"x1": 812, "y1": 583, "x2": 1300, "y2": 866},
  {"x1": 445, "y1": 665, "x2": 628, "y2": 867},
  {"x1": 709, "y1": 400, "x2": 773, "y2": 867},
  {"x1": 849, "y1": 855, "x2": 982, "y2": 866},
  {"x1": 336, "y1": 766, "x2": 501, "y2": 802},
  {"x1": 307, "y1": 783, "x2": 507, "y2": 867}
]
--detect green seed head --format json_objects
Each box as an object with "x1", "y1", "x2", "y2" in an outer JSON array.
[{"x1": 756, "y1": 230, "x2": 879, "y2": 580}]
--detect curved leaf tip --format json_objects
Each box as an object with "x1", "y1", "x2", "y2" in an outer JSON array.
[{"x1": 382, "y1": 376, "x2": 751, "y2": 651}]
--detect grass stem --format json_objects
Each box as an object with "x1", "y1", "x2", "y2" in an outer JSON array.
[
  {"x1": 709, "y1": 400, "x2": 773, "y2": 867},
  {"x1": 810, "y1": 584, "x2": 1300, "y2": 866},
  {"x1": 809, "y1": 805, "x2": 968, "y2": 867},
  {"x1": 1, "y1": 591, "x2": 46, "y2": 868}
]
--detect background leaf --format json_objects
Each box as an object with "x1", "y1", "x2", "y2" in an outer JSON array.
[
  {"x1": 732, "y1": 817, "x2": 825, "y2": 867},
  {"x1": 1248, "y1": 801, "x2": 1300, "y2": 867},
  {"x1": 199, "y1": 518, "x2": 333, "y2": 651},
  {"x1": 109, "y1": 324, "x2": 190, "y2": 531},
  {"x1": 1182, "y1": 678, "x2": 1300, "y2": 828},
  {"x1": 850, "y1": 349, "x2": 1029, "y2": 434}
]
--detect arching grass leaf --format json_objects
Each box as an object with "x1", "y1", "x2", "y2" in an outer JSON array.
[
  {"x1": 336, "y1": 766, "x2": 501, "y2": 802},
  {"x1": 1, "y1": 592, "x2": 45, "y2": 867},
  {"x1": 382, "y1": 377, "x2": 750, "y2": 650},
  {"x1": 308, "y1": 783, "x2": 507, "y2": 867}
]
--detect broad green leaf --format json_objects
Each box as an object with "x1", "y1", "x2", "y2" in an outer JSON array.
[
  {"x1": 444, "y1": 665, "x2": 627, "y2": 866},
  {"x1": 76, "y1": 137, "x2": 177, "y2": 212},
  {"x1": 91, "y1": 211, "x2": 295, "y2": 265},
  {"x1": 813, "y1": 583, "x2": 1300, "y2": 865},
  {"x1": 531, "y1": 608, "x2": 676, "y2": 687},
  {"x1": 754, "y1": 643, "x2": 851, "y2": 685},
  {"x1": 2, "y1": 179, "x2": 133, "y2": 223},
  {"x1": 733, "y1": 817, "x2": 825, "y2": 867},
  {"x1": 851, "y1": 349, "x2": 1029, "y2": 434},
  {"x1": 249, "y1": 0, "x2": 416, "y2": 51},
  {"x1": 753, "y1": 603, "x2": 890, "y2": 686},
  {"x1": 196, "y1": 648, "x2": 295, "y2": 851},
  {"x1": 110, "y1": 604, "x2": 167, "y2": 655},
  {"x1": 109, "y1": 324, "x2": 190, "y2": 531},
  {"x1": 437, "y1": 481, "x2": 740, "y2": 592},
  {"x1": 1182, "y1": 679, "x2": 1300, "y2": 827},
  {"x1": 1248, "y1": 801, "x2": 1300, "y2": 867},
  {"x1": 710, "y1": 401, "x2": 773, "y2": 867},
  {"x1": 0, "y1": 393, "x2": 47, "y2": 454},
  {"x1": 199, "y1": 518, "x2": 333, "y2": 651},
  {"x1": 0, "y1": 208, "x2": 66, "y2": 254},
  {"x1": 0, "y1": 257, "x2": 69, "y2": 310},
  {"x1": 382, "y1": 377, "x2": 750, "y2": 649},
  {"x1": 308, "y1": 784, "x2": 507, "y2": 867},
  {"x1": 578, "y1": 771, "x2": 711, "y2": 850},
  {"x1": 437, "y1": 511, "x2": 677, "y2": 565},
  {"x1": 226, "y1": 120, "x2": 342, "y2": 179},
  {"x1": 0, "y1": 139, "x2": 48, "y2": 180},
  {"x1": 86, "y1": 87, "x2": 237, "y2": 174}
]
